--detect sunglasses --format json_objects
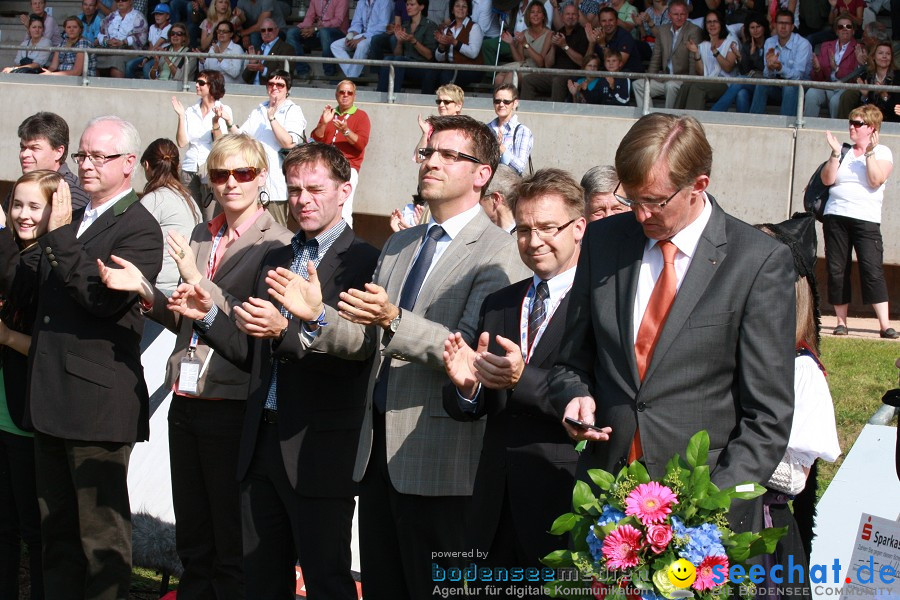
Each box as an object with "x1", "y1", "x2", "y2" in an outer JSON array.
[
  {"x1": 196, "y1": 79, "x2": 208, "y2": 85},
  {"x1": 267, "y1": 81, "x2": 286, "y2": 89},
  {"x1": 493, "y1": 98, "x2": 514, "y2": 105},
  {"x1": 836, "y1": 23, "x2": 853, "y2": 29},
  {"x1": 435, "y1": 98, "x2": 455, "y2": 105},
  {"x1": 260, "y1": 27, "x2": 275, "y2": 32},
  {"x1": 208, "y1": 167, "x2": 259, "y2": 184},
  {"x1": 217, "y1": 28, "x2": 232, "y2": 34},
  {"x1": 849, "y1": 119, "x2": 867, "y2": 128},
  {"x1": 337, "y1": 90, "x2": 354, "y2": 95},
  {"x1": 171, "y1": 30, "x2": 186, "y2": 35}
]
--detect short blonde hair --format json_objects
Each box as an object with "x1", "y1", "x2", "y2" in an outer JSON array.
[
  {"x1": 509, "y1": 168, "x2": 585, "y2": 218},
  {"x1": 850, "y1": 103, "x2": 884, "y2": 132},
  {"x1": 615, "y1": 113, "x2": 712, "y2": 190},
  {"x1": 206, "y1": 134, "x2": 268, "y2": 173},
  {"x1": 436, "y1": 84, "x2": 464, "y2": 107}
]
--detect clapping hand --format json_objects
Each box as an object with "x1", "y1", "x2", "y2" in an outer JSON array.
[
  {"x1": 167, "y1": 230, "x2": 202, "y2": 284},
  {"x1": 233, "y1": 297, "x2": 288, "y2": 338},
  {"x1": 825, "y1": 130, "x2": 841, "y2": 154},
  {"x1": 337, "y1": 283, "x2": 396, "y2": 328},
  {"x1": 443, "y1": 331, "x2": 488, "y2": 400},
  {"x1": 171, "y1": 96, "x2": 186, "y2": 116},
  {"x1": 167, "y1": 282, "x2": 214, "y2": 320},
  {"x1": 685, "y1": 39, "x2": 698, "y2": 54},
  {"x1": 266, "y1": 264, "x2": 324, "y2": 322},
  {"x1": 472, "y1": 334, "x2": 525, "y2": 390},
  {"x1": 320, "y1": 105, "x2": 336, "y2": 124},
  {"x1": 96, "y1": 255, "x2": 152, "y2": 299}
]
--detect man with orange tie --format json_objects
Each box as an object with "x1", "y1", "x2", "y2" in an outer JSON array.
[{"x1": 549, "y1": 113, "x2": 796, "y2": 534}]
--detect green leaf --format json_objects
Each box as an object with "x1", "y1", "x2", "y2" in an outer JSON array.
[
  {"x1": 542, "y1": 549, "x2": 574, "y2": 568},
  {"x1": 575, "y1": 440, "x2": 587, "y2": 453},
  {"x1": 572, "y1": 480, "x2": 594, "y2": 510},
  {"x1": 549, "y1": 513, "x2": 578, "y2": 535},
  {"x1": 748, "y1": 526, "x2": 788, "y2": 557},
  {"x1": 571, "y1": 520, "x2": 593, "y2": 551},
  {"x1": 722, "y1": 482, "x2": 767, "y2": 500},
  {"x1": 589, "y1": 469, "x2": 616, "y2": 491},
  {"x1": 696, "y1": 490, "x2": 730, "y2": 511},
  {"x1": 690, "y1": 465, "x2": 711, "y2": 494},
  {"x1": 686, "y1": 430, "x2": 710, "y2": 468},
  {"x1": 629, "y1": 459, "x2": 651, "y2": 483}
]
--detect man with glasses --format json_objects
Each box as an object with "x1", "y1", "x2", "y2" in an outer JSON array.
[
  {"x1": 242, "y1": 17, "x2": 294, "y2": 84},
  {"x1": 552, "y1": 113, "x2": 796, "y2": 539},
  {"x1": 8, "y1": 111, "x2": 89, "y2": 213},
  {"x1": 749, "y1": 8, "x2": 812, "y2": 115},
  {"x1": 441, "y1": 168, "x2": 584, "y2": 591},
  {"x1": 277, "y1": 115, "x2": 528, "y2": 598},
  {"x1": 311, "y1": 80, "x2": 370, "y2": 227},
  {"x1": 3, "y1": 115, "x2": 163, "y2": 599},
  {"x1": 804, "y1": 13, "x2": 860, "y2": 119},
  {"x1": 487, "y1": 84, "x2": 533, "y2": 176}
]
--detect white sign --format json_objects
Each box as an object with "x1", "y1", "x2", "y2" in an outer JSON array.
[{"x1": 839, "y1": 513, "x2": 900, "y2": 600}]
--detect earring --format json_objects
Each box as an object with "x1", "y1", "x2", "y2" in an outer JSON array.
[{"x1": 259, "y1": 189, "x2": 270, "y2": 207}]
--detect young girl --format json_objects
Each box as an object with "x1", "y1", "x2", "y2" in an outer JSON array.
[{"x1": 0, "y1": 170, "x2": 64, "y2": 600}]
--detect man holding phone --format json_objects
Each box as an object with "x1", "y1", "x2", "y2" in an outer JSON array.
[{"x1": 441, "y1": 168, "x2": 589, "y2": 583}]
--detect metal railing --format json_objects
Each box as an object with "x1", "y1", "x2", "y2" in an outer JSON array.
[{"x1": 3, "y1": 43, "x2": 896, "y2": 126}]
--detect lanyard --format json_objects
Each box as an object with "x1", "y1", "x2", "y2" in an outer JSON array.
[
  {"x1": 188, "y1": 223, "x2": 228, "y2": 350},
  {"x1": 331, "y1": 112, "x2": 349, "y2": 144},
  {"x1": 517, "y1": 280, "x2": 570, "y2": 363}
]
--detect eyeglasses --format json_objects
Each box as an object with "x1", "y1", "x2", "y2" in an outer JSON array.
[
  {"x1": 171, "y1": 30, "x2": 186, "y2": 36},
  {"x1": 217, "y1": 28, "x2": 232, "y2": 34},
  {"x1": 416, "y1": 147, "x2": 483, "y2": 165},
  {"x1": 260, "y1": 27, "x2": 276, "y2": 32},
  {"x1": 849, "y1": 119, "x2": 868, "y2": 128},
  {"x1": 266, "y1": 81, "x2": 286, "y2": 89},
  {"x1": 493, "y1": 98, "x2": 514, "y2": 105},
  {"x1": 435, "y1": 98, "x2": 456, "y2": 105},
  {"x1": 836, "y1": 23, "x2": 854, "y2": 30},
  {"x1": 516, "y1": 218, "x2": 578, "y2": 240},
  {"x1": 208, "y1": 167, "x2": 260, "y2": 184},
  {"x1": 337, "y1": 90, "x2": 354, "y2": 96},
  {"x1": 71, "y1": 152, "x2": 125, "y2": 166},
  {"x1": 613, "y1": 182, "x2": 683, "y2": 213},
  {"x1": 196, "y1": 79, "x2": 208, "y2": 85}
]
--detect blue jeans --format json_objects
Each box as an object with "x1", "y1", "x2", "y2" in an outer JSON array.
[
  {"x1": 125, "y1": 56, "x2": 150, "y2": 78},
  {"x1": 710, "y1": 82, "x2": 755, "y2": 113},
  {"x1": 285, "y1": 26, "x2": 344, "y2": 76},
  {"x1": 750, "y1": 84, "x2": 800, "y2": 116},
  {"x1": 167, "y1": 0, "x2": 190, "y2": 23}
]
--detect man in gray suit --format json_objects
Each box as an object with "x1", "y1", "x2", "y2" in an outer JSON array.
[
  {"x1": 632, "y1": 0, "x2": 702, "y2": 108},
  {"x1": 276, "y1": 115, "x2": 529, "y2": 599},
  {"x1": 550, "y1": 113, "x2": 796, "y2": 534}
]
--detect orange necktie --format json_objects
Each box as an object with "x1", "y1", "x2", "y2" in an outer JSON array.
[{"x1": 629, "y1": 240, "x2": 679, "y2": 463}]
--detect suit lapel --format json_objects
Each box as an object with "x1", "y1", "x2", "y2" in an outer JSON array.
[
  {"x1": 77, "y1": 190, "x2": 140, "y2": 245},
  {"x1": 314, "y1": 226, "x2": 355, "y2": 299},
  {"x1": 642, "y1": 197, "x2": 727, "y2": 383},
  {"x1": 413, "y1": 211, "x2": 490, "y2": 311},
  {"x1": 617, "y1": 220, "x2": 646, "y2": 388},
  {"x1": 212, "y1": 212, "x2": 271, "y2": 283},
  {"x1": 529, "y1": 292, "x2": 569, "y2": 367},
  {"x1": 383, "y1": 227, "x2": 424, "y2": 301}
]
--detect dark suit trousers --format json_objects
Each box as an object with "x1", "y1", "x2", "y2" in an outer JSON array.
[
  {"x1": 34, "y1": 433, "x2": 132, "y2": 600},
  {"x1": 0, "y1": 430, "x2": 43, "y2": 600},
  {"x1": 359, "y1": 411, "x2": 468, "y2": 600},
  {"x1": 168, "y1": 395, "x2": 244, "y2": 600},
  {"x1": 241, "y1": 420, "x2": 357, "y2": 600}
]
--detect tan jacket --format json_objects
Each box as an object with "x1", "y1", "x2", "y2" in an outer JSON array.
[{"x1": 648, "y1": 20, "x2": 703, "y2": 75}]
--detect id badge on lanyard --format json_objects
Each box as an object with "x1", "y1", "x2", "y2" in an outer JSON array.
[{"x1": 179, "y1": 347, "x2": 203, "y2": 394}]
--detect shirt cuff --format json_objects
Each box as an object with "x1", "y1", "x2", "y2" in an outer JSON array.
[
  {"x1": 195, "y1": 304, "x2": 219, "y2": 331},
  {"x1": 456, "y1": 384, "x2": 481, "y2": 413}
]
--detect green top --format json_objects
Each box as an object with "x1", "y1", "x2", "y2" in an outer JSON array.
[{"x1": 0, "y1": 368, "x2": 31, "y2": 437}]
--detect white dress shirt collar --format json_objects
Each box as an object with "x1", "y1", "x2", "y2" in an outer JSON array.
[{"x1": 78, "y1": 189, "x2": 129, "y2": 238}]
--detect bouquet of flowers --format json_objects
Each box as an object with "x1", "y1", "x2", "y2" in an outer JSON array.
[{"x1": 542, "y1": 431, "x2": 786, "y2": 600}]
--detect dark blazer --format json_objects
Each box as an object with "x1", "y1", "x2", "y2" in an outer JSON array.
[
  {"x1": 548, "y1": 197, "x2": 796, "y2": 533},
  {"x1": 149, "y1": 212, "x2": 292, "y2": 400},
  {"x1": 200, "y1": 226, "x2": 379, "y2": 496},
  {"x1": 241, "y1": 39, "x2": 295, "y2": 84},
  {"x1": 12, "y1": 191, "x2": 163, "y2": 443},
  {"x1": 443, "y1": 278, "x2": 578, "y2": 564}
]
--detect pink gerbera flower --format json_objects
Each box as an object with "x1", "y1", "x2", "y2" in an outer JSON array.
[
  {"x1": 693, "y1": 555, "x2": 729, "y2": 591},
  {"x1": 601, "y1": 524, "x2": 644, "y2": 569},
  {"x1": 624, "y1": 482, "x2": 678, "y2": 525}
]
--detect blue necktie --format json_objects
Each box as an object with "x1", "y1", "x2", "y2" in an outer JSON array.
[
  {"x1": 372, "y1": 225, "x2": 445, "y2": 412},
  {"x1": 527, "y1": 280, "x2": 549, "y2": 350}
]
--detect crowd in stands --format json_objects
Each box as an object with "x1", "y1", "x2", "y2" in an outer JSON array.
[{"x1": 5, "y1": 0, "x2": 900, "y2": 116}]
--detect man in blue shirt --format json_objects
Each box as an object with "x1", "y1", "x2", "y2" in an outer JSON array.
[
  {"x1": 330, "y1": 0, "x2": 392, "y2": 78},
  {"x1": 749, "y1": 9, "x2": 813, "y2": 116},
  {"x1": 593, "y1": 6, "x2": 643, "y2": 74},
  {"x1": 79, "y1": 0, "x2": 103, "y2": 43}
]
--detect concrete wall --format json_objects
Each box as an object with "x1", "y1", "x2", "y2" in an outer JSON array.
[{"x1": 0, "y1": 77, "x2": 898, "y2": 267}]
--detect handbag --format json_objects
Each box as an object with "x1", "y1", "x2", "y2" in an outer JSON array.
[{"x1": 803, "y1": 142, "x2": 850, "y2": 222}]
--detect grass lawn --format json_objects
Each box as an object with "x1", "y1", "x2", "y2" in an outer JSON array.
[{"x1": 816, "y1": 336, "x2": 899, "y2": 498}]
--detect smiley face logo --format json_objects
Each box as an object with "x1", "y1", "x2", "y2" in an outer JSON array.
[{"x1": 667, "y1": 558, "x2": 696, "y2": 589}]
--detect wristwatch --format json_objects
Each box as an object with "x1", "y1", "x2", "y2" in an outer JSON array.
[
  {"x1": 524, "y1": 43, "x2": 530, "y2": 49},
  {"x1": 389, "y1": 309, "x2": 402, "y2": 333},
  {"x1": 563, "y1": 44, "x2": 570, "y2": 51}
]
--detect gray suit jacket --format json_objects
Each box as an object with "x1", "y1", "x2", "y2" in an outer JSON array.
[
  {"x1": 312, "y1": 209, "x2": 530, "y2": 496},
  {"x1": 648, "y1": 21, "x2": 703, "y2": 75},
  {"x1": 547, "y1": 197, "x2": 796, "y2": 532}
]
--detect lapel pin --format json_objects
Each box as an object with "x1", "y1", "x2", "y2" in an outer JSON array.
[{"x1": 709, "y1": 258, "x2": 717, "y2": 265}]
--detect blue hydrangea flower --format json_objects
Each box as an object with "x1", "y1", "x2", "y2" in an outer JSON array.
[
  {"x1": 642, "y1": 590, "x2": 666, "y2": 600},
  {"x1": 586, "y1": 505, "x2": 627, "y2": 562},
  {"x1": 678, "y1": 522, "x2": 726, "y2": 564}
]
